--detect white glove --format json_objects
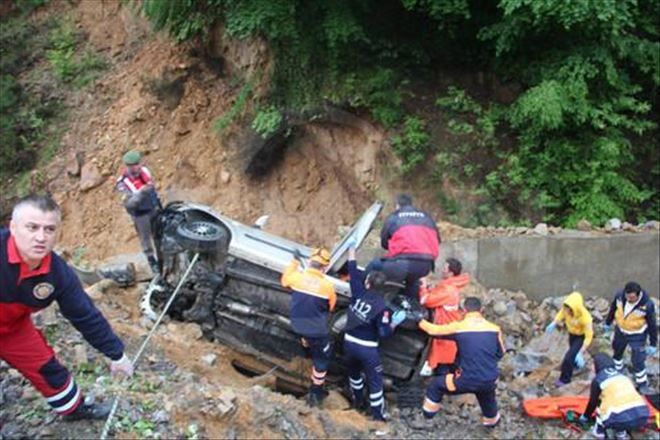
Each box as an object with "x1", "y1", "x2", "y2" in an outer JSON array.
[{"x1": 110, "y1": 353, "x2": 134, "y2": 377}]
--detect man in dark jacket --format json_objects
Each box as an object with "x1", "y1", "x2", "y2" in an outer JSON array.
[
  {"x1": 116, "y1": 150, "x2": 161, "y2": 273},
  {"x1": 369, "y1": 194, "x2": 440, "y2": 298},
  {"x1": 344, "y1": 240, "x2": 406, "y2": 421},
  {"x1": 579, "y1": 352, "x2": 649, "y2": 440},
  {"x1": 0, "y1": 195, "x2": 133, "y2": 420},
  {"x1": 604, "y1": 281, "x2": 657, "y2": 394},
  {"x1": 417, "y1": 296, "x2": 505, "y2": 428}
]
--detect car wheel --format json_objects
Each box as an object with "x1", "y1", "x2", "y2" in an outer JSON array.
[{"x1": 175, "y1": 220, "x2": 227, "y2": 252}]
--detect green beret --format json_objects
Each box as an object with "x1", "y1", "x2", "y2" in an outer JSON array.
[{"x1": 123, "y1": 150, "x2": 141, "y2": 165}]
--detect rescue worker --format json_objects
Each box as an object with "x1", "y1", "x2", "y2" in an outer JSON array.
[
  {"x1": 417, "y1": 296, "x2": 505, "y2": 428},
  {"x1": 545, "y1": 291, "x2": 594, "y2": 387},
  {"x1": 115, "y1": 150, "x2": 161, "y2": 274},
  {"x1": 344, "y1": 240, "x2": 406, "y2": 421},
  {"x1": 418, "y1": 257, "x2": 469, "y2": 377},
  {"x1": 603, "y1": 281, "x2": 657, "y2": 394},
  {"x1": 0, "y1": 194, "x2": 134, "y2": 420},
  {"x1": 281, "y1": 247, "x2": 336, "y2": 407},
  {"x1": 578, "y1": 352, "x2": 650, "y2": 440},
  {"x1": 371, "y1": 193, "x2": 440, "y2": 299}
]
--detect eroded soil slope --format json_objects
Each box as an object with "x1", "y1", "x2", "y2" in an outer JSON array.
[{"x1": 31, "y1": 1, "x2": 389, "y2": 263}]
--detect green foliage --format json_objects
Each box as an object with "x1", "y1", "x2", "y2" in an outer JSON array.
[
  {"x1": 391, "y1": 116, "x2": 431, "y2": 174},
  {"x1": 436, "y1": 86, "x2": 482, "y2": 115},
  {"x1": 141, "y1": 0, "x2": 659, "y2": 226},
  {"x1": 47, "y1": 21, "x2": 107, "y2": 87},
  {"x1": 251, "y1": 105, "x2": 283, "y2": 138},
  {"x1": 214, "y1": 81, "x2": 253, "y2": 132},
  {"x1": 15, "y1": 0, "x2": 49, "y2": 15},
  {"x1": 141, "y1": 0, "x2": 221, "y2": 41},
  {"x1": 0, "y1": 14, "x2": 62, "y2": 180}
]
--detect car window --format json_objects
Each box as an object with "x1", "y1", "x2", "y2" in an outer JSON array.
[{"x1": 327, "y1": 201, "x2": 383, "y2": 274}]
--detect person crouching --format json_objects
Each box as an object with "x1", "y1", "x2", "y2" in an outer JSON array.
[{"x1": 579, "y1": 352, "x2": 650, "y2": 440}]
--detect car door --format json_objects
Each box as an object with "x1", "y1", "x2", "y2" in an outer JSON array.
[{"x1": 326, "y1": 201, "x2": 383, "y2": 274}]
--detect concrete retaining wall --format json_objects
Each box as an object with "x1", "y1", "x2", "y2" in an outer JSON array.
[{"x1": 439, "y1": 232, "x2": 660, "y2": 301}]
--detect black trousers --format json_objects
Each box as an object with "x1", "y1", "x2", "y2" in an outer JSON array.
[{"x1": 559, "y1": 333, "x2": 584, "y2": 383}]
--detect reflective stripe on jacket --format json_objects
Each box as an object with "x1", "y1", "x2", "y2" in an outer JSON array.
[
  {"x1": 281, "y1": 260, "x2": 336, "y2": 338},
  {"x1": 419, "y1": 311, "x2": 504, "y2": 384},
  {"x1": 606, "y1": 290, "x2": 657, "y2": 345}
]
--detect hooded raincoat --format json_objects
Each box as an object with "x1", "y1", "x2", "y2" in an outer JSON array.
[{"x1": 552, "y1": 292, "x2": 593, "y2": 352}]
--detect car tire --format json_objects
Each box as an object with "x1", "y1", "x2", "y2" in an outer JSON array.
[{"x1": 175, "y1": 220, "x2": 227, "y2": 253}]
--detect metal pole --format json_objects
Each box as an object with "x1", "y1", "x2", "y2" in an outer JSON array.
[{"x1": 100, "y1": 252, "x2": 200, "y2": 440}]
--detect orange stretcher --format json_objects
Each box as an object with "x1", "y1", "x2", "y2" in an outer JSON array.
[{"x1": 523, "y1": 395, "x2": 659, "y2": 431}]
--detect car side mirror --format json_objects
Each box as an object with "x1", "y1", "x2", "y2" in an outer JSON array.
[{"x1": 253, "y1": 215, "x2": 269, "y2": 229}]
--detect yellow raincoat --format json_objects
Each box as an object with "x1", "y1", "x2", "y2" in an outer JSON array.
[{"x1": 552, "y1": 291, "x2": 593, "y2": 351}]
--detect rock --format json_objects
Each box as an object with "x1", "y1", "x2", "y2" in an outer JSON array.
[
  {"x1": 622, "y1": 221, "x2": 635, "y2": 232},
  {"x1": 66, "y1": 150, "x2": 83, "y2": 177},
  {"x1": 605, "y1": 218, "x2": 622, "y2": 231},
  {"x1": 220, "y1": 170, "x2": 231, "y2": 184},
  {"x1": 174, "y1": 114, "x2": 192, "y2": 135},
  {"x1": 593, "y1": 297, "x2": 610, "y2": 314},
  {"x1": 73, "y1": 344, "x2": 88, "y2": 365},
  {"x1": 576, "y1": 219, "x2": 591, "y2": 231},
  {"x1": 533, "y1": 223, "x2": 548, "y2": 236},
  {"x1": 96, "y1": 263, "x2": 137, "y2": 287},
  {"x1": 493, "y1": 300, "x2": 508, "y2": 316},
  {"x1": 216, "y1": 388, "x2": 237, "y2": 417},
  {"x1": 151, "y1": 409, "x2": 169, "y2": 424},
  {"x1": 642, "y1": 220, "x2": 659, "y2": 230},
  {"x1": 86, "y1": 278, "x2": 120, "y2": 300},
  {"x1": 201, "y1": 353, "x2": 217, "y2": 366},
  {"x1": 79, "y1": 162, "x2": 104, "y2": 191}
]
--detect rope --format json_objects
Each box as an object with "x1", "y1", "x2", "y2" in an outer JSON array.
[{"x1": 100, "y1": 252, "x2": 200, "y2": 440}]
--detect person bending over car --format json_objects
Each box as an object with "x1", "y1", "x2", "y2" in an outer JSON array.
[
  {"x1": 344, "y1": 240, "x2": 406, "y2": 421},
  {"x1": 281, "y1": 247, "x2": 336, "y2": 407},
  {"x1": 367, "y1": 193, "x2": 440, "y2": 299}
]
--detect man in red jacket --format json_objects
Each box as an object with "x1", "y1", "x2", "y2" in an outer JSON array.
[
  {"x1": 369, "y1": 194, "x2": 440, "y2": 298},
  {"x1": 1, "y1": 195, "x2": 133, "y2": 421},
  {"x1": 418, "y1": 258, "x2": 469, "y2": 376}
]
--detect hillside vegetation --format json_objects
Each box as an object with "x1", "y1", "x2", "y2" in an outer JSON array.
[
  {"x1": 141, "y1": 0, "x2": 659, "y2": 227},
  {"x1": 2, "y1": 0, "x2": 658, "y2": 228}
]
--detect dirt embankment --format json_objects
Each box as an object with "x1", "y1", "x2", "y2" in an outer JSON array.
[{"x1": 22, "y1": 0, "x2": 393, "y2": 264}]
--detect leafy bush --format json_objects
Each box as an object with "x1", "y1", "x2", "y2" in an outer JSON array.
[
  {"x1": 391, "y1": 116, "x2": 431, "y2": 174},
  {"x1": 0, "y1": 14, "x2": 60, "y2": 180},
  {"x1": 47, "y1": 22, "x2": 107, "y2": 87},
  {"x1": 251, "y1": 105, "x2": 283, "y2": 138},
  {"x1": 214, "y1": 82, "x2": 253, "y2": 132},
  {"x1": 141, "y1": 0, "x2": 659, "y2": 225}
]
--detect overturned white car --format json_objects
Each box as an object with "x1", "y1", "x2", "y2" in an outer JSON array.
[{"x1": 141, "y1": 201, "x2": 429, "y2": 398}]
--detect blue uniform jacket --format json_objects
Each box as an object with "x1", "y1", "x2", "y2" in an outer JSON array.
[{"x1": 344, "y1": 260, "x2": 393, "y2": 345}]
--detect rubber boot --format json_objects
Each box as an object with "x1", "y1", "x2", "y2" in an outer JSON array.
[{"x1": 307, "y1": 385, "x2": 328, "y2": 408}]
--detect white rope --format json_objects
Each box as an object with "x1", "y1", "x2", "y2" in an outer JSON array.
[{"x1": 100, "y1": 253, "x2": 200, "y2": 440}]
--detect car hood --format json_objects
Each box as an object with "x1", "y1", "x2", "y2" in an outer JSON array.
[{"x1": 327, "y1": 201, "x2": 383, "y2": 273}]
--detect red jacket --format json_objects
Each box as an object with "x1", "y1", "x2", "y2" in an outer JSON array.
[{"x1": 419, "y1": 273, "x2": 470, "y2": 367}]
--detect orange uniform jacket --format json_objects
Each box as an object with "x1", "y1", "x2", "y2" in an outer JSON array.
[{"x1": 419, "y1": 273, "x2": 470, "y2": 368}]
